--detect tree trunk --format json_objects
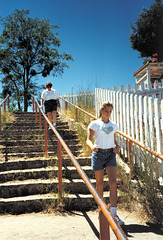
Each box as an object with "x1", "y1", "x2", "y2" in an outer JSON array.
[
  {"x1": 17, "y1": 99, "x2": 21, "y2": 111},
  {"x1": 24, "y1": 89, "x2": 28, "y2": 112}
]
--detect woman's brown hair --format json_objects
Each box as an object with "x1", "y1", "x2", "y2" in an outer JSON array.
[{"x1": 99, "y1": 101, "x2": 113, "y2": 117}]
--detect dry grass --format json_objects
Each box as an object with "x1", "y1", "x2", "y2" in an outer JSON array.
[
  {"x1": 61, "y1": 107, "x2": 94, "y2": 157},
  {"x1": 1, "y1": 110, "x2": 15, "y2": 130},
  {"x1": 61, "y1": 99, "x2": 163, "y2": 227}
]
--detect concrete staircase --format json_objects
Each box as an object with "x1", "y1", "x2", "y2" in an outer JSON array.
[
  {"x1": 0, "y1": 112, "x2": 107, "y2": 214},
  {"x1": 0, "y1": 112, "x2": 81, "y2": 160}
]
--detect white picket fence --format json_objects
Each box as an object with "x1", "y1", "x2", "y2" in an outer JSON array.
[
  {"x1": 60, "y1": 80, "x2": 163, "y2": 184},
  {"x1": 95, "y1": 81, "x2": 163, "y2": 185},
  {"x1": 60, "y1": 90, "x2": 95, "y2": 108}
]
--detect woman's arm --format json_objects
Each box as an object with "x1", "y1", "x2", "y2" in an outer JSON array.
[
  {"x1": 40, "y1": 98, "x2": 44, "y2": 108},
  {"x1": 113, "y1": 133, "x2": 120, "y2": 154},
  {"x1": 86, "y1": 128, "x2": 98, "y2": 152}
]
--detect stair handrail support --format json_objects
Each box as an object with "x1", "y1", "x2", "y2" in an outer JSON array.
[{"x1": 33, "y1": 96, "x2": 128, "y2": 240}]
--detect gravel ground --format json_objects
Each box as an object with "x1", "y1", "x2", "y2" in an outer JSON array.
[{"x1": 0, "y1": 210, "x2": 162, "y2": 240}]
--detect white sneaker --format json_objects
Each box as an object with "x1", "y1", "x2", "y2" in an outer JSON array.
[
  {"x1": 53, "y1": 123, "x2": 56, "y2": 128},
  {"x1": 114, "y1": 215, "x2": 124, "y2": 226}
]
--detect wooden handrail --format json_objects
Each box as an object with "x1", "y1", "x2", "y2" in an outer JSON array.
[
  {"x1": 33, "y1": 96, "x2": 128, "y2": 240},
  {"x1": 0, "y1": 94, "x2": 10, "y2": 108},
  {"x1": 117, "y1": 130, "x2": 163, "y2": 161},
  {"x1": 59, "y1": 96, "x2": 97, "y2": 120}
]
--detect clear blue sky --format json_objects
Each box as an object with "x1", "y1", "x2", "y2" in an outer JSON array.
[{"x1": 0, "y1": 0, "x2": 155, "y2": 96}]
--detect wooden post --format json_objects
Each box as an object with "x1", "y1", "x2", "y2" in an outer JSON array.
[
  {"x1": 33, "y1": 97, "x2": 35, "y2": 112},
  {"x1": 35, "y1": 102, "x2": 38, "y2": 123},
  {"x1": 45, "y1": 120, "x2": 48, "y2": 157},
  {"x1": 65, "y1": 101, "x2": 67, "y2": 111},
  {"x1": 4, "y1": 101, "x2": 6, "y2": 113},
  {"x1": 0, "y1": 108, "x2": 1, "y2": 131},
  {"x1": 128, "y1": 140, "x2": 133, "y2": 180},
  {"x1": 99, "y1": 209, "x2": 110, "y2": 240},
  {"x1": 8, "y1": 96, "x2": 9, "y2": 109},
  {"x1": 39, "y1": 108, "x2": 42, "y2": 130},
  {"x1": 58, "y1": 140, "x2": 62, "y2": 198},
  {"x1": 75, "y1": 108, "x2": 78, "y2": 122}
]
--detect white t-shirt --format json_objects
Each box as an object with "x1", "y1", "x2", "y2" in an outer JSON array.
[
  {"x1": 88, "y1": 119, "x2": 118, "y2": 149},
  {"x1": 41, "y1": 89, "x2": 58, "y2": 101}
]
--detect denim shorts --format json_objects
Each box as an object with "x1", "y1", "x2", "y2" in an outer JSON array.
[{"x1": 91, "y1": 148, "x2": 117, "y2": 171}]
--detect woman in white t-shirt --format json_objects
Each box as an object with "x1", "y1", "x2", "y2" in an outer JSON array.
[
  {"x1": 41, "y1": 82, "x2": 60, "y2": 128},
  {"x1": 86, "y1": 101, "x2": 124, "y2": 226}
]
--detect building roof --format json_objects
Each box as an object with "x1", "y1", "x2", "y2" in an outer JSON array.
[
  {"x1": 133, "y1": 62, "x2": 163, "y2": 80},
  {"x1": 133, "y1": 62, "x2": 150, "y2": 77}
]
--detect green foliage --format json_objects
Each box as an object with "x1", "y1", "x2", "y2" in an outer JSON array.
[
  {"x1": 130, "y1": 0, "x2": 163, "y2": 61},
  {"x1": 0, "y1": 9, "x2": 73, "y2": 111}
]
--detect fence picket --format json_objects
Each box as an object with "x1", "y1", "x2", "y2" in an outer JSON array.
[
  {"x1": 144, "y1": 96, "x2": 149, "y2": 147},
  {"x1": 154, "y1": 98, "x2": 162, "y2": 154},
  {"x1": 139, "y1": 96, "x2": 144, "y2": 144},
  {"x1": 134, "y1": 95, "x2": 139, "y2": 142},
  {"x1": 126, "y1": 93, "x2": 130, "y2": 136},
  {"x1": 148, "y1": 97, "x2": 155, "y2": 150},
  {"x1": 130, "y1": 94, "x2": 134, "y2": 139}
]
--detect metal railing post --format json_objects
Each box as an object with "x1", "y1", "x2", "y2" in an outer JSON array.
[
  {"x1": 8, "y1": 96, "x2": 9, "y2": 109},
  {"x1": 33, "y1": 97, "x2": 35, "y2": 112},
  {"x1": 75, "y1": 107, "x2": 78, "y2": 122},
  {"x1": 128, "y1": 140, "x2": 133, "y2": 180},
  {"x1": 35, "y1": 102, "x2": 38, "y2": 123},
  {"x1": 4, "y1": 101, "x2": 6, "y2": 113},
  {"x1": 45, "y1": 119, "x2": 48, "y2": 157},
  {"x1": 39, "y1": 107, "x2": 42, "y2": 130},
  {"x1": 58, "y1": 140, "x2": 62, "y2": 198},
  {"x1": 0, "y1": 108, "x2": 1, "y2": 131},
  {"x1": 99, "y1": 209, "x2": 110, "y2": 240}
]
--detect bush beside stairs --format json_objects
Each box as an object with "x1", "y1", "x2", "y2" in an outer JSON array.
[{"x1": 0, "y1": 112, "x2": 123, "y2": 214}]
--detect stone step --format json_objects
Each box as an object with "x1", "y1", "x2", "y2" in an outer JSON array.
[
  {"x1": 0, "y1": 134, "x2": 79, "y2": 142},
  {"x1": 0, "y1": 139, "x2": 80, "y2": 146},
  {"x1": 0, "y1": 144, "x2": 82, "y2": 153},
  {"x1": 0, "y1": 129, "x2": 77, "y2": 137},
  {"x1": 13, "y1": 113, "x2": 60, "y2": 122},
  {"x1": 0, "y1": 150, "x2": 80, "y2": 161},
  {"x1": 0, "y1": 158, "x2": 56, "y2": 171},
  {"x1": 0, "y1": 129, "x2": 45, "y2": 136},
  {"x1": 0, "y1": 166, "x2": 93, "y2": 183},
  {"x1": 4, "y1": 123, "x2": 69, "y2": 130},
  {"x1": 0, "y1": 191, "x2": 124, "y2": 214},
  {"x1": 0, "y1": 193, "x2": 95, "y2": 214},
  {"x1": 0, "y1": 157, "x2": 91, "y2": 172},
  {"x1": 0, "y1": 178, "x2": 107, "y2": 198},
  {"x1": 3, "y1": 118, "x2": 69, "y2": 127},
  {"x1": 0, "y1": 111, "x2": 100, "y2": 214},
  {"x1": 0, "y1": 166, "x2": 58, "y2": 183}
]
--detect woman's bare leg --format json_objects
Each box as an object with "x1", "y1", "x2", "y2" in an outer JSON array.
[
  {"x1": 52, "y1": 111, "x2": 56, "y2": 124},
  {"x1": 106, "y1": 166, "x2": 117, "y2": 207},
  {"x1": 95, "y1": 169, "x2": 104, "y2": 198},
  {"x1": 47, "y1": 112, "x2": 52, "y2": 123}
]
